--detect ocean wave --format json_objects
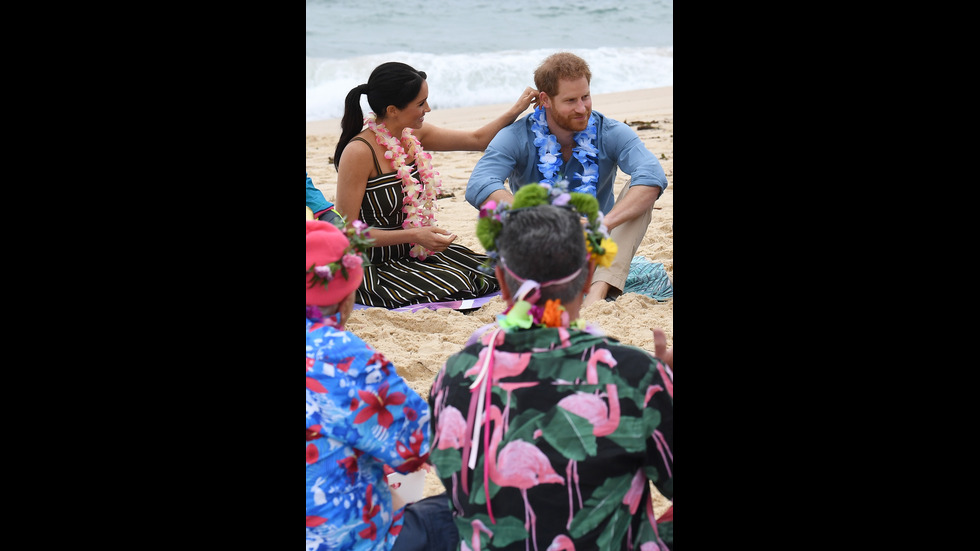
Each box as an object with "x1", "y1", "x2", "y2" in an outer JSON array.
[{"x1": 306, "y1": 47, "x2": 673, "y2": 122}]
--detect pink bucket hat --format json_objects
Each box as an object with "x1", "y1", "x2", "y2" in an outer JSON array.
[{"x1": 306, "y1": 220, "x2": 365, "y2": 306}]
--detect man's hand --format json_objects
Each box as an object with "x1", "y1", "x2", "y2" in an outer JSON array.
[{"x1": 651, "y1": 327, "x2": 672, "y2": 370}]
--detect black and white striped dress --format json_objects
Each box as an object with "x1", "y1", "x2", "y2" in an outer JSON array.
[{"x1": 350, "y1": 137, "x2": 499, "y2": 309}]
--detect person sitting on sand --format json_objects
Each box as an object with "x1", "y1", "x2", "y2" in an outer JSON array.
[
  {"x1": 332, "y1": 61, "x2": 539, "y2": 309},
  {"x1": 465, "y1": 52, "x2": 669, "y2": 308},
  {"x1": 306, "y1": 219, "x2": 435, "y2": 551},
  {"x1": 423, "y1": 182, "x2": 674, "y2": 550}
]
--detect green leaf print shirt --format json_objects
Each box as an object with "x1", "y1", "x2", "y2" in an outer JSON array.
[{"x1": 428, "y1": 326, "x2": 673, "y2": 551}]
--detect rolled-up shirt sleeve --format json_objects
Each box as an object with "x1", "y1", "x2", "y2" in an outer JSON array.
[
  {"x1": 465, "y1": 119, "x2": 534, "y2": 208},
  {"x1": 601, "y1": 118, "x2": 668, "y2": 195}
]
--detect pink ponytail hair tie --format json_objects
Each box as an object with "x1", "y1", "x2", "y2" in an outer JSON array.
[{"x1": 498, "y1": 256, "x2": 585, "y2": 304}]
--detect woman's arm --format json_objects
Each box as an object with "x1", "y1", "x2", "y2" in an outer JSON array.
[
  {"x1": 334, "y1": 139, "x2": 374, "y2": 226},
  {"x1": 417, "y1": 87, "x2": 538, "y2": 152}
]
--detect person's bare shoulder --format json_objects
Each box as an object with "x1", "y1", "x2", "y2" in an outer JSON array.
[{"x1": 338, "y1": 133, "x2": 378, "y2": 172}]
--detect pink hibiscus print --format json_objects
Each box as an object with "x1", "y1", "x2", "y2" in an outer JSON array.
[
  {"x1": 337, "y1": 455, "x2": 359, "y2": 484},
  {"x1": 306, "y1": 377, "x2": 327, "y2": 393},
  {"x1": 306, "y1": 515, "x2": 327, "y2": 528},
  {"x1": 366, "y1": 351, "x2": 392, "y2": 376},
  {"x1": 354, "y1": 382, "x2": 406, "y2": 428},
  {"x1": 336, "y1": 357, "x2": 354, "y2": 372},
  {"x1": 393, "y1": 427, "x2": 429, "y2": 473},
  {"x1": 359, "y1": 485, "x2": 380, "y2": 540}
]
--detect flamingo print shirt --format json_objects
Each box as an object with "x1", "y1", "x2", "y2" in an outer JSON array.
[
  {"x1": 307, "y1": 313, "x2": 431, "y2": 551},
  {"x1": 429, "y1": 326, "x2": 673, "y2": 551}
]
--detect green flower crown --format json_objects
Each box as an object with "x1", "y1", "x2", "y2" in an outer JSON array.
[
  {"x1": 475, "y1": 181, "x2": 616, "y2": 275},
  {"x1": 307, "y1": 217, "x2": 375, "y2": 288}
]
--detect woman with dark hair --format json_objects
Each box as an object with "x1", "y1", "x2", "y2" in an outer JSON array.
[{"x1": 333, "y1": 61, "x2": 537, "y2": 309}]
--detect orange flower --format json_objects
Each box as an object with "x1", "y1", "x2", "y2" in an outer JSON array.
[{"x1": 541, "y1": 299, "x2": 564, "y2": 328}]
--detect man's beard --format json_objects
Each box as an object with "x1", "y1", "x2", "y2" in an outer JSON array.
[{"x1": 550, "y1": 108, "x2": 591, "y2": 133}]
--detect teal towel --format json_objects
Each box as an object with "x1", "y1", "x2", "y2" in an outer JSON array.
[{"x1": 623, "y1": 257, "x2": 673, "y2": 301}]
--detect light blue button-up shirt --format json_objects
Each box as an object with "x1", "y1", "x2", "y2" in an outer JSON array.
[{"x1": 465, "y1": 110, "x2": 668, "y2": 214}]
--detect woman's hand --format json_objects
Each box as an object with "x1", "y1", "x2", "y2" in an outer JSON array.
[
  {"x1": 514, "y1": 86, "x2": 539, "y2": 113},
  {"x1": 412, "y1": 226, "x2": 457, "y2": 253}
]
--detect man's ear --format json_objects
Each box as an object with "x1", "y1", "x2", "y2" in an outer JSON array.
[
  {"x1": 495, "y1": 265, "x2": 512, "y2": 303},
  {"x1": 583, "y1": 258, "x2": 597, "y2": 293}
]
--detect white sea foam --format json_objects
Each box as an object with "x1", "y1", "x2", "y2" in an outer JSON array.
[{"x1": 306, "y1": 47, "x2": 673, "y2": 121}]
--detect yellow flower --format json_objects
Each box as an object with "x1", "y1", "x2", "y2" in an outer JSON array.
[{"x1": 595, "y1": 238, "x2": 618, "y2": 268}]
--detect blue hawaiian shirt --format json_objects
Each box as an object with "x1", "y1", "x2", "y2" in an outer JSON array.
[
  {"x1": 306, "y1": 312, "x2": 431, "y2": 551},
  {"x1": 307, "y1": 172, "x2": 336, "y2": 217}
]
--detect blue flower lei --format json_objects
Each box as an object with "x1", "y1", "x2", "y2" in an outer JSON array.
[{"x1": 529, "y1": 106, "x2": 599, "y2": 196}]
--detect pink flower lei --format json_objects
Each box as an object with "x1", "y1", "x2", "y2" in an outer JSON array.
[{"x1": 364, "y1": 112, "x2": 443, "y2": 260}]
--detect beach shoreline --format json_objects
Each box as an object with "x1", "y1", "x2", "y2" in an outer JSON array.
[{"x1": 307, "y1": 86, "x2": 672, "y2": 135}]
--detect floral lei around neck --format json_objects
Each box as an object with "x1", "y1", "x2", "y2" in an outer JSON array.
[
  {"x1": 364, "y1": 112, "x2": 443, "y2": 260},
  {"x1": 305, "y1": 218, "x2": 375, "y2": 322},
  {"x1": 473, "y1": 181, "x2": 617, "y2": 332},
  {"x1": 529, "y1": 106, "x2": 599, "y2": 196},
  {"x1": 464, "y1": 182, "x2": 613, "y2": 494}
]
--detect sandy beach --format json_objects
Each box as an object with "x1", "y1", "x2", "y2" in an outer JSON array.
[{"x1": 306, "y1": 86, "x2": 673, "y2": 507}]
